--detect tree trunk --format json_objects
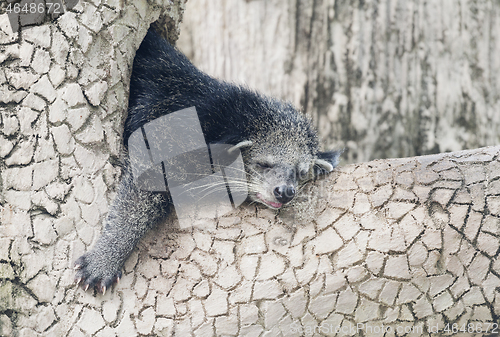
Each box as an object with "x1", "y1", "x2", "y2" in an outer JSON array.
[
  {"x1": 0, "y1": 1, "x2": 186, "y2": 335},
  {"x1": 178, "y1": 0, "x2": 500, "y2": 164},
  {"x1": 1, "y1": 0, "x2": 500, "y2": 336}
]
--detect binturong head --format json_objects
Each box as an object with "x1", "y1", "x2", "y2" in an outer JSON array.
[
  {"x1": 244, "y1": 144, "x2": 341, "y2": 209},
  {"x1": 228, "y1": 101, "x2": 342, "y2": 210}
]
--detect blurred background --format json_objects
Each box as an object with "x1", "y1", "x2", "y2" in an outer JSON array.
[{"x1": 177, "y1": 0, "x2": 500, "y2": 165}]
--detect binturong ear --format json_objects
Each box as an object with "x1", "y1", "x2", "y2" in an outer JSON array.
[
  {"x1": 314, "y1": 150, "x2": 343, "y2": 177},
  {"x1": 228, "y1": 140, "x2": 253, "y2": 153}
]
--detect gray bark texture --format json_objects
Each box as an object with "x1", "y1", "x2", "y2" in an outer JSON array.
[
  {"x1": 1, "y1": 0, "x2": 500, "y2": 336},
  {"x1": 0, "y1": 0, "x2": 187, "y2": 335},
  {"x1": 178, "y1": 0, "x2": 500, "y2": 164}
]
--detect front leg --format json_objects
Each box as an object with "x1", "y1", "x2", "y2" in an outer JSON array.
[{"x1": 74, "y1": 166, "x2": 169, "y2": 293}]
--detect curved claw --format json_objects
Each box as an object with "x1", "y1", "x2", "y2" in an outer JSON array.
[{"x1": 74, "y1": 254, "x2": 123, "y2": 295}]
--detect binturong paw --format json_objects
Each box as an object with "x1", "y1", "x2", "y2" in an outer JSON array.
[{"x1": 74, "y1": 252, "x2": 122, "y2": 295}]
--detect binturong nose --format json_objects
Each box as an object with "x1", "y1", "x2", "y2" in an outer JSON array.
[{"x1": 273, "y1": 185, "x2": 296, "y2": 204}]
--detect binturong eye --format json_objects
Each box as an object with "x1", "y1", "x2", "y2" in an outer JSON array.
[
  {"x1": 256, "y1": 162, "x2": 273, "y2": 169},
  {"x1": 297, "y1": 169, "x2": 309, "y2": 180}
]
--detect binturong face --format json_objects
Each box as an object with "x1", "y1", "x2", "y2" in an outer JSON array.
[
  {"x1": 249, "y1": 160, "x2": 312, "y2": 209},
  {"x1": 245, "y1": 142, "x2": 314, "y2": 209},
  {"x1": 231, "y1": 132, "x2": 342, "y2": 210}
]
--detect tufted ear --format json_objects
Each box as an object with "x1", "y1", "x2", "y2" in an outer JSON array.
[
  {"x1": 314, "y1": 150, "x2": 343, "y2": 177},
  {"x1": 228, "y1": 140, "x2": 253, "y2": 153}
]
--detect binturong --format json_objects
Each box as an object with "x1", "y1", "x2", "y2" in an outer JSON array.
[{"x1": 74, "y1": 28, "x2": 342, "y2": 294}]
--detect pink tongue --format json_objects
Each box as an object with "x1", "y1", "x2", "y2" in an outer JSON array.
[{"x1": 256, "y1": 193, "x2": 282, "y2": 208}]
